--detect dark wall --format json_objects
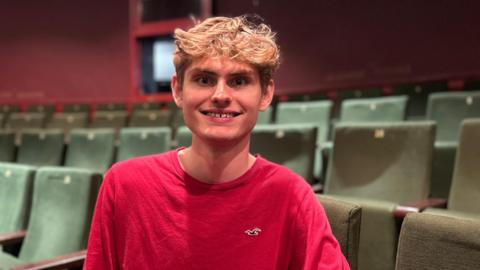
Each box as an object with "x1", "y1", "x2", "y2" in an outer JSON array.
[
  {"x1": 0, "y1": 0, "x2": 130, "y2": 103},
  {"x1": 215, "y1": 0, "x2": 480, "y2": 95}
]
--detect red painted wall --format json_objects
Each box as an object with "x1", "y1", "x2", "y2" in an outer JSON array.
[
  {"x1": 0, "y1": 0, "x2": 130, "y2": 104},
  {"x1": 215, "y1": 0, "x2": 480, "y2": 95}
]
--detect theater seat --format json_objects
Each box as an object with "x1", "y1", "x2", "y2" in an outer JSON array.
[
  {"x1": 95, "y1": 103, "x2": 126, "y2": 111},
  {"x1": 317, "y1": 195, "x2": 362, "y2": 270},
  {"x1": 173, "y1": 126, "x2": 192, "y2": 148},
  {"x1": 65, "y1": 128, "x2": 116, "y2": 173},
  {"x1": 129, "y1": 110, "x2": 171, "y2": 127},
  {"x1": 256, "y1": 106, "x2": 273, "y2": 124},
  {"x1": 17, "y1": 129, "x2": 65, "y2": 166},
  {"x1": 63, "y1": 103, "x2": 90, "y2": 113},
  {"x1": 89, "y1": 111, "x2": 128, "y2": 129},
  {"x1": 116, "y1": 127, "x2": 172, "y2": 161},
  {"x1": 4, "y1": 112, "x2": 46, "y2": 131},
  {"x1": 0, "y1": 167, "x2": 102, "y2": 269},
  {"x1": 251, "y1": 124, "x2": 317, "y2": 183},
  {"x1": 0, "y1": 163, "x2": 35, "y2": 234},
  {"x1": 0, "y1": 130, "x2": 15, "y2": 162},
  {"x1": 339, "y1": 96, "x2": 408, "y2": 122},
  {"x1": 395, "y1": 213, "x2": 480, "y2": 270},
  {"x1": 132, "y1": 102, "x2": 162, "y2": 111},
  {"x1": 324, "y1": 122, "x2": 435, "y2": 270}
]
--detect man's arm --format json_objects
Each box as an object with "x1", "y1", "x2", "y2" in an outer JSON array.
[{"x1": 84, "y1": 169, "x2": 118, "y2": 270}]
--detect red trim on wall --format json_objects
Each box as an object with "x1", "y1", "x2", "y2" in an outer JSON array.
[{"x1": 135, "y1": 18, "x2": 193, "y2": 37}]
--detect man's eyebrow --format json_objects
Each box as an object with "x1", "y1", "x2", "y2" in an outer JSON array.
[{"x1": 189, "y1": 68, "x2": 255, "y2": 76}]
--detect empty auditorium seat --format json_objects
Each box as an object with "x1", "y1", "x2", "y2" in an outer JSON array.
[
  {"x1": 46, "y1": 112, "x2": 88, "y2": 132},
  {"x1": 132, "y1": 102, "x2": 162, "y2": 111},
  {"x1": 391, "y1": 84, "x2": 445, "y2": 120},
  {"x1": 333, "y1": 88, "x2": 383, "y2": 119},
  {"x1": 129, "y1": 110, "x2": 170, "y2": 127},
  {"x1": 65, "y1": 128, "x2": 116, "y2": 172},
  {"x1": 0, "y1": 104, "x2": 20, "y2": 115},
  {"x1": 26, "y1": 104, "x2": 56, "y2": 121},
  {"x1": 339, "y1": 96, "x2": 408, "y2": 122},
  {"x1": 0, "y1": 167, "x2": 102, "y2": 269},
  {"x1": 0, "y1": 163, "x2": 35, "y2": 234},
  {"x1": 256, "y1": 106, "x2": 273, "y2": 124},
  {"x1": 4, "y1": 112, "x2": 46, "y2": 131},
  {"x1": 174, "y1": 126, "x2": 192, "y2": 148},
  {"x1": 63, "y1": 103, "x2": 90, "y2": 113},
  {"x1": 250, "y1": 124, "x2": 317, "y2": 183},
  {"x1": 276, "y1": 100, "x2": 333, "y2": 180},
  {"x1": 89, "y1": 111, "x2": 128, "y2": 129},
  {"x1": 17, "y1": 129, "x2": 65, "y2": 166},
  {"x1": 395, "y1": 213, "x2": 480, "y2": 270},
  {"x1": 95, "y1": 103, "x2": 126, "y2": 111},
  {"x1": 116, "y1": 127, "x2": 172, "y2": 161},
  {"x1": 0, "y1": 130, "x2": 16, "y2": 162},
  {"x1": 324, "y1": 122, "x2": 435, "y2": 270},
  {"x1": 317, "y1": 195, "x2": 362, "y2": 270}
]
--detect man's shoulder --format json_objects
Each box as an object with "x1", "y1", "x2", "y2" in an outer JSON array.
[{"x1": 109, "y1": 150, "x2": 176, "y2": 176}]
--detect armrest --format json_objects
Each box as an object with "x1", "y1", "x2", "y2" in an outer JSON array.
[
  {"x1": 311, "y1": 183, "x2": 324, "y2": 193},
  {"x1": 0, "y1": 230, "x2": 26, "y2": 246},
  {"x1": 11, "y1": 250, "x2": 86, "y2": 270},
  {"x1": 394, "y1": 198, "x2": 448, "y2": 219}
]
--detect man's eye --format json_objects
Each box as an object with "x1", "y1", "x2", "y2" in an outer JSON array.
[
  {"x1": 195, "y1": 76, "x2": 214, "y2": 86},
  {"x1": 229, "y1": 77, "x2": 249, "y2": 88}
]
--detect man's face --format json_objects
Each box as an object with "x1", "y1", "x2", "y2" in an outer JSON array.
[{"x1": 172, "y1": 56, "x2": 273, "y2": 146}]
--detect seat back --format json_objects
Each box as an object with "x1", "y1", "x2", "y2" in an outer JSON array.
[
  {"x1": 395, "y1": 213, "x2": 480, "y2": 270},
  {"x1": 174, "y1": 126, "x2": 192, "y2": 148},
  {"x1": 132, "y1": 102, "x2": 162, "y2": 111},
  {"x1": 256, "y1": 106, "x2": 273, "y2": 124},
  {"x1": 95, "y1": 103, "x2": 126, "y2": 111},
  {"x1": 251, "y1": 124, "x2": 317, "y2": 183},
  {"x1": 117, "y1": 127, "x2": 172, "y2": 161},
  {"x1": 63, "y1": 103, "x2": 90, "y2": 113},
  {"x1": 46, "y1": 112, "x2": 88, "y2": 132},
  {"x1": 17, "y1": 129, "x2": 65, "y2": 166},
  {"x1": 18, "y1": 167, "x2": 102, "y2": 263},
  {"x1": 276, "y1": 100, "x2": 332, "y2": 143},
  {"x1": 0, "y1": 130, "x2": 15, "y2": 162},
  {"x1": 426, "y1": 91, "x2": 480, "y2": 141},
  {"x1": 4, "y1": 112, "x2": 46, "y2": 131},
  {"x1": 0, "y1": 163, "x2": 35, "y2": 233},
  {"x1": 340, "y1": 96, "x2": 408, "y2": 122},
  {"x1": 65, "y1": 128, "x2": 116, "y2": 172},
  {"x1": 325, "y1": 122, "x2": 435, "y2": 204},
  {"x1": 317, "y1": 195, "x2": 362, "y2": 270},
  {"x1": 90, "y1": 111, "x2": 128, "y2": 129},
  {"x1": 448, "y1": 119, "x2": 480, "y2": 214},
  {"x1": 129, "y1": 110, "x2": 171, "y2": 127}
]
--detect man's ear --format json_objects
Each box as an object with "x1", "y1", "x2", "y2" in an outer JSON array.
[
  {"x1": 259, "y1": 79, "x2": 274, "y2": 111},
  {"x1": 171, "y1": 74, "x2": 183, "y2": 108}
]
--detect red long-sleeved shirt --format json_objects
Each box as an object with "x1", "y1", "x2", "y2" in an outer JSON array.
[{"x1": 84, "y1": 149, "x2": 349, "y2": 269}]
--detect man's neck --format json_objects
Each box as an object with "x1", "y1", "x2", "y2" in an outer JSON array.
[{"x1": 178, "y1": 136, "x2": 256, "y2": 184}]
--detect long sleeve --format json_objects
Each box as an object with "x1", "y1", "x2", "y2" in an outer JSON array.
[
  {"x1": 289, "y1": 189, "x2": 350, "y2": 270},
  {"x1": 84, "y1": 169, "x2": 118, "y2": 270}
]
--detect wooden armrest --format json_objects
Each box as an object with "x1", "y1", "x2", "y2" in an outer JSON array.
[
  {"x1": 311, "y1": 183, "x2": 324, "y2": 193},
  {"x1": 394, "y1": 198, "x2": 448, "y2": 219},
  {"x1": 0, "y1": 230, "x2": 26, "y2": 246},
  {"x1": 11, "y1": 250, "x2": 86, "y2": 270}
]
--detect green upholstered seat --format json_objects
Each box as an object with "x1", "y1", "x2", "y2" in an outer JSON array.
[
  {"x1": 339, "y1": 95, "x2": 408, "y2": 123},
  {"x1": 95, "y1": 103, "x2": 126, "y2": 111},
  {"x1": 317, "y1": 195, "x2": 362, "y2": 270},
  {"x1": 4, "y1": 112, "x2": 46, "y2": 131},
  {"x1": 251, "y1": 124, "x2": 317, "y2": 183},
  {"x1": 426, "y1": 90, "x2": 480, "y2": 141},
  {"x1": 90, "y1": 111, "x2": 128, "y2": 129},
  {"x1": 62, "y1": 103, "x2": 90, "y2": 113},
  {"x1": 392, "y1": 84, "x2": 447, "y2": 120},
  {"x1": 132, "y1": 102, "x2": 162, "y2": 111},
  {"x1": 26, "y1": 104, "x2": 56, "y2": 114},
  {"x1": 0, "y1": 130, "x2": 15, "y2": 162},
  {"x1": 395, "y1": 213, "x2": 480, "y2": 270},
  {"x1": 333, "y1": 88, "x2": 383, "y2": 119},
  {"x1": 128, "y1": 110, "x2": 171, "y2": 127},
  {"x1": 0, "y1": 163, "x2": 35, "y2": 234},
  {"x1": 0, "y1": 167, "x2": 102, "y2": 269},
  {"x1": 430, "y1": 141, "x2": 457, "y2": 199},
  {"x1": 276, "y1": 100, "x2": 333, "y2": 180},
  {"x1": 0, "y1": 104, "x2": 20, "y2": 115},
  {"x1": 117, "y1": 127, "x2": 172, "y2": 161},
  {"x1": 324, "y1": 122, "x2": 435, "y2": 270},
  {"x1": 17, "y1": 129, "x2": 65, "y2": 166},
  {"x1": 256, "y1": 107, "x2": 273, "y2": 124},
  {"x1": 45, "y1": 112, "x2": 88, "y2": 132},
  {"x1": 64, "y1": 128, "x2": 116, "y2": 173},
  {"x1": 174, "y1": 126, "x2": 192, "y2": 148}
]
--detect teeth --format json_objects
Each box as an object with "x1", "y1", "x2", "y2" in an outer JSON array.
[{"x1": 206, "y1": 112, "x2": 235, "y2": 118}]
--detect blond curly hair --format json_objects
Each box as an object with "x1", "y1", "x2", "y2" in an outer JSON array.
[{"x1": 173, "y1": 15, "x2": 280, "y2": 91}]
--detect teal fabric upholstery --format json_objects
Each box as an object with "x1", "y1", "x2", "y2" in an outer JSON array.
[
  {"x1": 395, "y1": 213, "x2": 480, "y2": 270},
  {"x1": 317, "y1": 195, "x2": 362, "y2": 270},
  {"x1": 65, "y1": 128, "x2": 116, "y2": 173},
  {"x1": 62, "y1": 103, "x2": 90, "y2": 113},
  {"x1": 4, "y1": 112, "x2": 46, "y2": 131},
  {"x1": 0, "y1": 163, "x2": 35, "y2": 234},
  {"x1": 132, "y1": 102, "x2": 162, "y2": 111},
  {"x1": 46, "y1": 112, "x2": 88, "y2": 132},
  {"x1": 17, "y1": 129, "x2": 65, "y2": 166},
  {"x1": 339, "y1": 95, "x2": 408, "y2": 122},
  {"x1": 174, "y1": 126, "x2": 192, "y2": 148},
  {"x1": 117, "y1": 127, "x2": 172, "y2": 161},
  {"x1": 95, "y1": 103, "x2": 126, "y2": 111},
  {"x1": 0, "y1": 130, "x2": 15, "y2": 162},
  {"x1": 426, "y1": 90, "x2": 480, "y2": 141},
  {"x1": 90, "y1": 111, "x2": 128, "y2": 129},
  {"x1": 251, "y1": 124, "x2": 317, "y2": 183},
  {"x1": 430, "y1": 141, "x2": 457, "y2": 199},
  {"x1": 129, "y1": 110, "x2": 171, "y2": 127}
]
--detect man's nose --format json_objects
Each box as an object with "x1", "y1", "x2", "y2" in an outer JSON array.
[{"x1": 211, "y1": 81, "x2": 232, "y2": 107}]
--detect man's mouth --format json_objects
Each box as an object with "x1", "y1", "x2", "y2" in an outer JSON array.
[{"x1": 201, "y1": 110, "x2": 241, "y2": 118}]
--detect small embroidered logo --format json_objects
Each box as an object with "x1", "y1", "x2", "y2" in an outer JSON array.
[{"x1": 245, "y1": 227, "x2": 262, "y2": 236}]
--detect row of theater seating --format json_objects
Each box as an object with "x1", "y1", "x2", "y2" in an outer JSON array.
[{"x1": 1, "y1": 163, "x2": 478, "y2": 269}]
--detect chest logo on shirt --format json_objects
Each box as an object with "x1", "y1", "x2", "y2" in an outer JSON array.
[{"x1": 244, "y1": 227, "x2": 262, "y2": 236}]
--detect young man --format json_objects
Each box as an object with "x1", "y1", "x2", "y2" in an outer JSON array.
[{"x1": 84, "y1": 15, "x2": 349, "y2": 269}]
